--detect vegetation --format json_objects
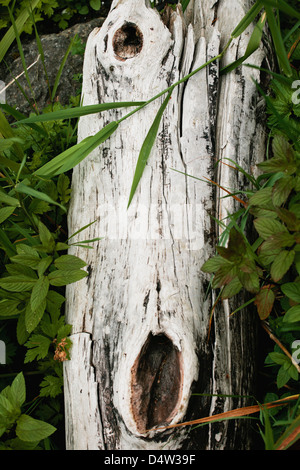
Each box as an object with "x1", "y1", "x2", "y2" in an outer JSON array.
[{"x1": 0, "y1": 0, "x2": 299, "y2": 450}]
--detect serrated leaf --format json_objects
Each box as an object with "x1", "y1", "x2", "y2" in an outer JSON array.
[
  {"x1": 212, "y1": 263, "x2": 237, "y2": 289},
  {"x1": 54, "y1": 254, "x2": 87, "y2": 271},
  {"x1": 0, "y1": 299, "x2": 21, "y2": 317},
  {"x1": 221, "y1": 276, "x2": 243, "y2": 299},
  {"x1": 16, "y1": 414, "x2": 56, "y2": 442},
  {"x1": 283, "y1": 304, "x2": 300, "y2": 323},
  {"x1": 201, "y1": 255, "x2": 232, "y2": 273},
  {"x1": 25, "y1": 299, "x2": 47, "y2": 334},
  {"x1": 0, "y1": 274, "x2": 37, "y2": 292},
  {"x1": 10, "y1": 373, "x2": 26, "y2": 408},
  {"x1": 270, "y1": 250, "x2": 295, "y2": 282},
  {"x1": 281, "y1": 282, "x2": 300, "y2": 303},
  {"x1": 249, "y1": 186, "x2": 274, "y2": 209},
  {"x1": 38, "y1": 221, "x2": 55, "y2": 251},
  {"x1": 10, "y1": 253, "x2": 41, "y2": 269},
  {"x1": 37, "y1": 256, "x2": 53, "y2": 277},
  {"x1": 272, "y1": 176, "x2": 295, "y2": 207},
  {"x1": 39, "y1": 375, "x2": 63, "y2": 398},
  {"x1": 254, "y1": 217, "x2": 287, "y2": 240},
  {"x1": 30, "y1": 276, "x2": 49, "y2": 312},
  {"x1": 254, "y1": 286, "x2": 275, "y2": 320},
  {"x1": 48, "y1": 269, "x2": 88, "y2": 286},
  {"x1": 24, "y1": 334, "x2": 51, "y2": 362}
]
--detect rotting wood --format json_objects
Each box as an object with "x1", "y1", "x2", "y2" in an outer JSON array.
[{"x1": 64, "y1": 0, "x2": 269, "y2": 450}]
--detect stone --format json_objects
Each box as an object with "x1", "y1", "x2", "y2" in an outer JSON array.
[{"x1": 0, "y1": 18, "x2": 105, "y2": 116}]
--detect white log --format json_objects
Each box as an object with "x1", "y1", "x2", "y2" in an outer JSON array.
[{"x1": 64, "y1": 0, "x2": 268, "y2": 450}]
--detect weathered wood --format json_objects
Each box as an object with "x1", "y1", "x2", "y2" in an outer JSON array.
[{"x1": 64, "y1": 0, "x2": 268, "y2": 450}]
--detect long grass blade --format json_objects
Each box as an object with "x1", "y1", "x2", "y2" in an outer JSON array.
[
  {"x1": 262, "y1": 0, "x2": 300, "y2": 20},
  {"x1": 264, "y1": 5, "x2": 292, "y2": 76},
  {"x1": 15, "y1": 101, "x2": 146, "y2": 125},
  {"x1": 221, "y1": 12, "x2": 267, "y2": 75},
  {"x1": 34, "y1": 121, "x2": 118, "y2": 177},
  {"x1": 51, "y1": 35, "x2": 77, "y2": 102},
  {"x1": 0, "y1": 0, "x2": 40, "y2": 63},
  {"x1": 152, "y1": 394, "x2": 299, "y2": 431},
  {"x1": 231, "y1": 0, "x2": 263, "y2": 38},
  {"x1": 127, "y1": 90, "x2": 173, "y2": 208},
  {"x1": 14, "y1": 182, "x2": 67, "y2": 212}
]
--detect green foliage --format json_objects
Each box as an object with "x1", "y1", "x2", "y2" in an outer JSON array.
[
  {"x1": 0, "y1": 10, "x2": 100, "y2": 450},
  {"x1": 0, "y1": 372, "x2": 56, "y2": 449},
  {"x1": 0, "y1": 0, "x2": 102, "y2": 35}
]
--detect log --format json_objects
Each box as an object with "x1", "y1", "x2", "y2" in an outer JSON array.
[{"x1": 63, "y1": 0, "x2": 268, "y2": 450}]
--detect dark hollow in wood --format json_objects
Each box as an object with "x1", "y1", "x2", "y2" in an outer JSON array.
[
  {"x1": 112, "y1": 22, "x2": 143, "y2": 60},
  {"x1": 130, "y1": 333, "x2": 182, "y2": 433}
]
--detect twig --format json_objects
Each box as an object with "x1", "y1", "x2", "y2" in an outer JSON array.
[{"x1": 261, "y1": 321, "x2": 300, "y2": 373}]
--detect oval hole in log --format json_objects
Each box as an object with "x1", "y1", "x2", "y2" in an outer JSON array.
[
  {"x1": 130, "y1": 333, "x2": 182, "y2": 433},
  {"x1": 112, "y1": 22, "x2": 143, "y2": 61}
]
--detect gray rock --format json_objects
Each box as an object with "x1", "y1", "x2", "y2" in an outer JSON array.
[{"x1": 0, "y1": 18, "x2": 105, "y2": 116}]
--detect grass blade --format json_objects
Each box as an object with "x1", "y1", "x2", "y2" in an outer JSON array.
[
  {"x1": 15, "y1": 102, "x2": 146, "y2": 125},
  {"x1": 262, "y1": 0, "x2": 300, "y2": 21},
  {"x1": 127, "y1": 90, "x2": 173, "y2": 208},
  {"x1": 221, "y1": 12, "x2": 267, "y2": 75},
  {"x1": 14, "y1": 182, "x2": 67, "y2": 212},
  {"x1": 51, "y1": 35, "x2": 77, "y2": 102},
  {"x1": 0, "y1": 0, "x2": 40, "y2": 64},
  {"x1": 231, "y1": 0, "x2": 263, "y2": 38},
  {"x1": 34, "y1": 121, "x2": 118, "y2": 177},
  {"x1": 264, "y1": 5, "x2": 292, "y2": 76}
]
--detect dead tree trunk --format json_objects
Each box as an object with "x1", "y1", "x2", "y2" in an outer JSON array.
[{"x1": 64, "y1": 0, "x2": 268, "y2": 450}]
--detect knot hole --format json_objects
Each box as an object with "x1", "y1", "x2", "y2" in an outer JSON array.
[{"x1": 113, "y1": 22, "x2": 143, "y2": 61}]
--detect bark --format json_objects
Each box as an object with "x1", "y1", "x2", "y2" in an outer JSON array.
[{"x1": 64, "y1": 0, "x2": 269, "y2": 450}]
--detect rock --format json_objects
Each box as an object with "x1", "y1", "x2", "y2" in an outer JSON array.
[{"x1": 0, "y1": 18, "x2": 105, "y2": 116}]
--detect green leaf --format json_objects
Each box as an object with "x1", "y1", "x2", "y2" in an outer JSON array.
[
  {"x1": 221, "y1": 11, "x2": 266, "y2": 75},
  {"x1": 16, "y1": 102, "x2": 145, "y2": 125},
  {"x1": 54, "y1": 254, "x2": 87, "y2": 271},
  {"x1": 24, "y1": 334, "x2": 51, "y2": 362},
  {"x1": 281, "y1": 282, "x2": 300, "y2": 303},
  {"x1": 128, "y1": 90, "x2": 173, "y2": 207},
  {"x1": 10, "y1": 373, "x2": 26, "y2": 408},
  {"x1": 39, "y1": 375, "x2": 63, "y2": 398},
  {"x1": 254, "y1": 286, "x2": 275, "y2": 320},
  {"x1": 14, "y1": 182, "x2": 66, "y2": 213},
  {"x1": 0, "y1": 274, "x2": 37, "y2": 292},
  {"x1": 16, "y1": 414, "x2": 56, "y2": 442},
  {"x1": 212, "y1": 263, "x2": 237, "y2": 289},
  {"x1": 270, "y1": 250, "x2": 295, "y2": 282},
  {"x1": 283, "y1": 304, "x2": 300, "y2": 323},
  {"x1": 272, "y1": 176, "x2": 295, "y2": 207},
  {"x1": 221, "y1": 276, "x2": 243, "y2": 299},
  {"x1": 231, "y1": 0, "x2": 263, "y2": 38},
  {"x1": 0, "y1": 206, "x2": 15, "y2": 224},
  {"x1": 0, "y1": 190, "x2": 20, "y2": 207},
  {"x1": 0, "y1": 299, "x2": 21, "y2": 317},
  {"x1": 30, "y1": 276, "x2": 49, "y2": 312},
  {"x1": 249, "y1": 186, "x2": 274, "y2": 209},
  {"x1": 201, "y1": 255, "x2": 232, "y2": 273},
  {"x1": 264, "y1": 5, "x2": 292, "y2": 77},
  {"x1": 48, "y1": 269, "x2": 88, "y2": 287},
  {"x1": 34, "y1": 121, "x2": 118, "y2": 177},
  {"x1": 25, "y1": 298, "x2": 47, "y2": 334},
  {"x1": 276, "y1": 365, "x2": 291, "y2": 388},
  {"x1": 254, "y1": 217, "x2": 287, "y2": 240},
  {"x1": 90, "y1": 0, "x2": 101, "y2": 10},
  {"x1": 38, "y1": 221, "x2": 55, "y2": 251},
  {"x1": 0, "y1": 0, "x2": 41, "y2": 63}
]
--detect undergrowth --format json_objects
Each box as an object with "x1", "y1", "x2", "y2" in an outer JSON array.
[{"x1": 0, "y1": 0, "x2": 299, "y2": 451}]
